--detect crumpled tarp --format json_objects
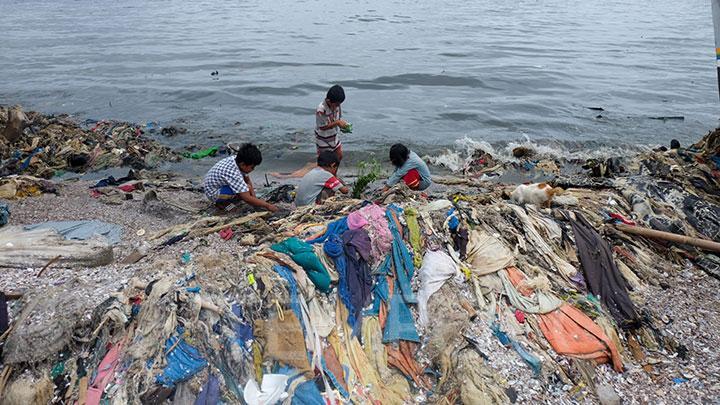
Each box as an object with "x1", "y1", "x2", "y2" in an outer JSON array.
[
  {"x1": 156, "y1": 331, "x2": 208, "y2": 387},
  {"x1": 500, "y1": 267, "x2": 562, "y2": 314},
  {"x1": 538, "y1": 304, "x2": 624, "y2": 372},
  {"x1": 466, "y1": 230, "x2": 514, "y2": 275},
  {"x1": 24, "y1": 220, "x2": 123, "y2": 245}
]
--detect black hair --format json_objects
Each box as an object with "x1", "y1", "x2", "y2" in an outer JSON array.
[
  {"x1": 326, "y1": 85, "x2": 345, "y2": 104},
  {"x1": 235, "y1": 143, "x2": 262, "y2": 166},
  {"x1": 317, "y1": 151, "x2": 340, "y2": 168},
  {"x1": 389, "y1": 143, "x2": 410, "y2": 168}
]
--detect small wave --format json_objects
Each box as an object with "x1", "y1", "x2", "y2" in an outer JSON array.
[{"x1": 424, "y1": 135, "x2": 655, "y2": 172}]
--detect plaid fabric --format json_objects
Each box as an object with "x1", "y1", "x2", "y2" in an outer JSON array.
[{"x1": 203, "y1": 156, "x2": 249, "y2": 201}]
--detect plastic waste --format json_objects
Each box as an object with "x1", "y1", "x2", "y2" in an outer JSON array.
[
  {"x1": 243, "y1": 374, "x2": 289, "y2": 405},
  {"x1": 0, "y1": 203, "x2": 9, "y2": 227},
  {"x1": 183, "y1": 146, "x2": 219, "y2": 160}
]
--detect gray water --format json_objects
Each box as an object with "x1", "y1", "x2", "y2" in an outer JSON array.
[{"x1": 2, "y1": 0, "x2": 719, "y2": 163}]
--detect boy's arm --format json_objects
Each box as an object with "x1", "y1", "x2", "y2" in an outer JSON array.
[
  {"x1": 244, "y1": 174, "x2": 256, "y2": 197},
  {"x1": 238, "y1": 191, "x2": 278, "y2": 212},
  {"x1": 316, "y1": 112, "x2": 347, "y2": 130},
  {"x1": 327, "y1": 176, "x2": 349, "y2": 195}
]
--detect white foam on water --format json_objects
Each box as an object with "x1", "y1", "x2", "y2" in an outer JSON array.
[{"x1": 423, "y1": 134, "x2": 657, "y2": 172}]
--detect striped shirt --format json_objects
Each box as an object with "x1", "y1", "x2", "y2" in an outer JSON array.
[
  {"x1": 203, "y1": 156, "x2": 249, "y2": 201},
  {"x1": 315, "y1": 100, "x2": 342, "y2": 151}
]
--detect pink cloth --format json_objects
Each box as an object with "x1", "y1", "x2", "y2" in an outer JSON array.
[
  {"x1": 347, "y1": 212, "x2": 368, "y2": 229},
  {"x1": 347, "y1": 204, "x2": 391, "y2": 262},
  {"x1": 86, "y1": 343, "x2": 123, "y2": 405}
]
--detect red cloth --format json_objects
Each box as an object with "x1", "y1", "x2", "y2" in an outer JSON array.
[
  {"x1": 402, "y1": 169, "x2": 421, "y2": 190},
  {"x1": 118, "y1": 184, "x2": 136, "y2": 192}
]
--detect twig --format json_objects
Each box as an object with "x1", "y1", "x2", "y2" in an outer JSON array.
[{"x1": 36, "y1": 255, "x2": 61, "y2": 277}]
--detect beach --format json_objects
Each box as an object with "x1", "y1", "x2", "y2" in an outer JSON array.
[{"x1": 1, "y1": 106, "x2": 720, "y2": 403}]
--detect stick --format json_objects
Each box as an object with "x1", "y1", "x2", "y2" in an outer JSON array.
[
  {"x1": 614, "y1": 224, "x2": 720, "y2": 253},
  {"x1": 3, "y1": 292, "x2": 22, "y2": 301},
  {"x1": 36, "y1": 255, "x2": 61, "y2": 277}
]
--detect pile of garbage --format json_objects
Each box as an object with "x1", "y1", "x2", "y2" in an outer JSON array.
[
  {"x1": 0, "y1": 106, "x2": 181, "y2": 179},
  {"x1": 0, "y1": 125, "x2": 719, "y2": 404}
]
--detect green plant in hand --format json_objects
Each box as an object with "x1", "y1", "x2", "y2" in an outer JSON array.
[{"x1": 352, "y1": 158, "x2": 381, "y2": 198}]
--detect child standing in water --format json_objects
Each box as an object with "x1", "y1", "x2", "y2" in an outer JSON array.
[
  {"x1": 270, "y1": 85, "x2": 349, "y2": 179},
  {"x1": 315, "y1": 84, "x2": 348, "y2": 161}
]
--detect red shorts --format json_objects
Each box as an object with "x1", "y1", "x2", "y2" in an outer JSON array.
[{"x1": 402, "y1": 169, "x2": 421, "y2": 190}]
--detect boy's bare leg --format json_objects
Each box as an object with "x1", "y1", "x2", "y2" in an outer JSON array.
[{"x1": 269, "y1": 161, "x2": 316, "y2": 179}]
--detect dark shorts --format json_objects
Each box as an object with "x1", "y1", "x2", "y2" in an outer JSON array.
[{"x1": 215, "y1": 185, "x2": 240, "y2": 203}]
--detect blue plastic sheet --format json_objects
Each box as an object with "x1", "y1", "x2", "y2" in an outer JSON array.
[
  {"x1": 24, "y1": 220, "x2": 123, "y2": 245},
  {"x1": 156, "y1": 329, "x2": 208, "y2": 387}
]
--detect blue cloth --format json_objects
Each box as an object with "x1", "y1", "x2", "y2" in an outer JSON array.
[
  {"x1": 272, "y1": 237, "x2": 331, "y2": 293},
  {"x1": 324, "y1": 234, "x2": 353, "y2": 325},
  {"x1": 156, "y1": 329, "x2": 208, "y2": 387},
  {"x1": 447, "y1": 207, "x2": 459, "y2": 232},
  {"x1": 0, "y1": 203, "x2": 9, "y2": 227},
  {"x1": 386, "y1": 207, "x2": 417, "y2": 304},
  {"x1": 230, "y1": 303, "x2": 253, "y2": 348},
  {"x1": 366, "y1": 271, "x2": 390, "y2": 317},
  {"x1": 291, "y1": 380, "x2": 325, "y2": 405},
  {"x1": 19, "y1": 147, "x2": 43, "y2": 171},
  {"x1": 272, "y1": 265, "x2": 302, "y2": 320},
  {"x1": 194, "y1": 374, "x2": 220, "y2": 405},
  {"x1": 385, "y1": 151, "x2": 432, "y2": 190},
  {"x1": 342, "y1": 229, "x2": 373, "y2": 336},
  {"x1": 492, "y1": 322, "x2": 541, "y2": 376},
  {"x1": 307, "y1": 217, "x2": 348, "y2": 244},
  {"x1": 321, "y1": 356, "x2": 350, "y2": 399},
  {"x1": 382, "y1": 286, "x2": 420, "y2": 343}
]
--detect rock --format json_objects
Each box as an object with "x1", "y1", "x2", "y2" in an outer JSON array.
[
  {"x1": 596, "y1": 383, "x2": 621, "y2": 405},
  {"x1": 512, "y1": 146, "x2": 534, "y2": 159},
  {"x1": 2, "y1": 105, "x2": 29, "y2": 143}
]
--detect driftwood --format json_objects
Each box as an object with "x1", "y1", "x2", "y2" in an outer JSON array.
[
  {"x1": 0, "y1": 226, "x2": 113, "y2": 268},
  {"x1": 614, "y1": 224, "x2": 720, "y2": 253}
]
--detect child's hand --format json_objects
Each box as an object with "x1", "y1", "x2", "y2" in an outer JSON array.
[{"x1": 336, "y1": 119, "x2": 348, "y2": 128}]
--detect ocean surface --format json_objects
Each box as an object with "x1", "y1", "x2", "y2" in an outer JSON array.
[{"x1": 2, "y1": 0, "x2": 719, "y2": 168}]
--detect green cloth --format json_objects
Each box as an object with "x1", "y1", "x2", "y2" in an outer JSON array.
[
  {"x1": 271, "y1": 237, "x2": 331, "y2": 293},
  {"x1": 183, "y1": 146, "x2": 219, "y2": 159},
  {"x1": 404, "y1": 208, "x2": 423, "y2": 268}
]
